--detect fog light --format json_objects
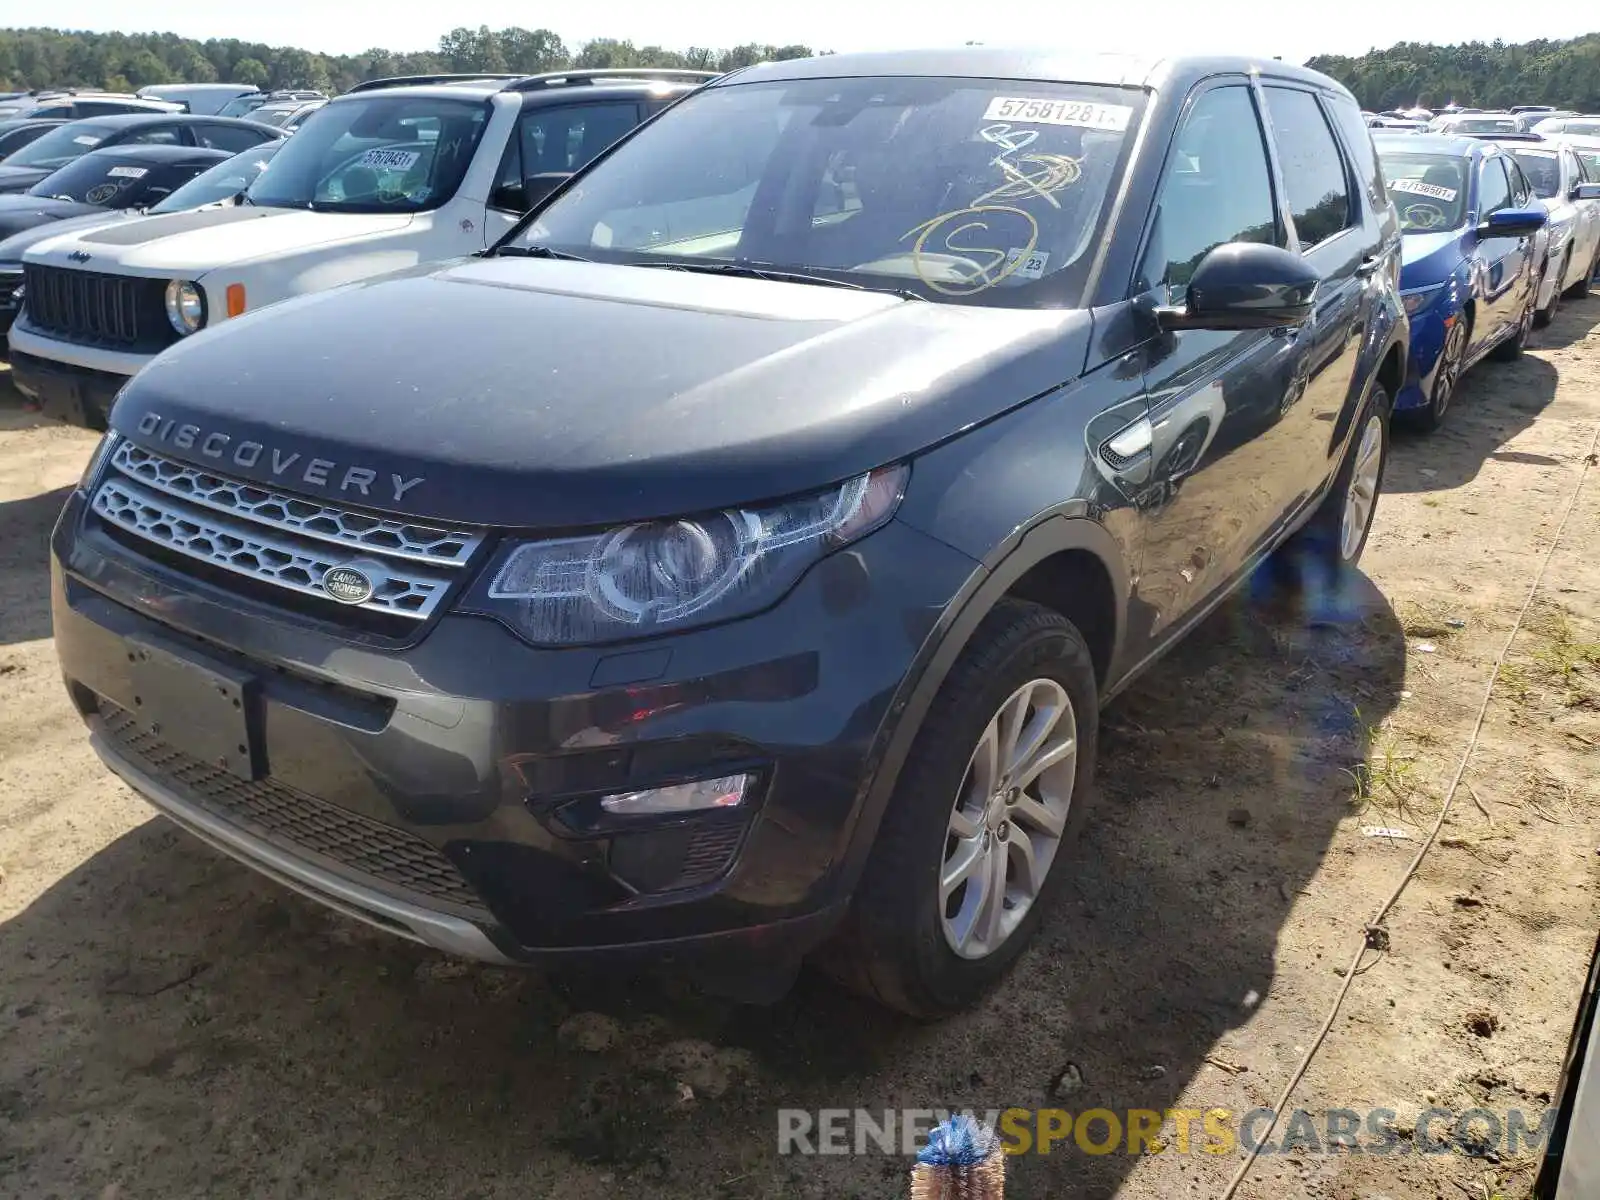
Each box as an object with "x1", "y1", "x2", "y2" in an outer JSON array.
[{"x1": 600, "y1": 773, "x2": 751, "y2": 816}]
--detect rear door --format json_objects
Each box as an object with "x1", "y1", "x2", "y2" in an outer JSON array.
[
  {"x1": 483, "y1": 99, "x2": 644, "y2": 245},
  {"x1": 1128, "y1": 80, "x2": 1312, "y2": 640},
  {"x1": 1259, "y1": 84, "x2": 1370, "y2": 500}
]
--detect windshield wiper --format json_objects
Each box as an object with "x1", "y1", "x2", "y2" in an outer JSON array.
[
  {"x1": 639, "y1": 260, "x2": 925, "y2": 300},
  {"x1": 488, "y1": 244, "x2": 591, "y2": 262}
]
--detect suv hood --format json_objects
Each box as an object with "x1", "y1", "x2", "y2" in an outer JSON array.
[
  {"x1": 112, "y1": 258, "x2": 1091, "y2": 528},
  {"x1": 26, "y1": 205, "x2": 415, "y2": 274},
  {"x1": 0, "y1": 208, "x2": 137, "y2": 264}
]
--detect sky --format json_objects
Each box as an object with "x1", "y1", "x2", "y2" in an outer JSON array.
[{"x1": 23, "y1": 0, "x2": 1599, "y2": 64}]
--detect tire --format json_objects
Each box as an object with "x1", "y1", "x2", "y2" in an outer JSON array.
[
  {"x1": 1270, "y1": 381, "x2": 1390, "y2": 599},
  {"x1": 1398, "y1": 313, "x2": 1467, "y2": 433},
  {"x1": 821, "y1": 599, "x2": 1098, "y2": 1017},
  {"x1": 1564, "y1": 250, "x2": 1595, "y2": 300},
  {"x1": 1535, "y1": 253, "x2": 1566, "y2": 327},
  {"x1": 1491, "y1": 282, "x2": 1537, "y2": 362}
]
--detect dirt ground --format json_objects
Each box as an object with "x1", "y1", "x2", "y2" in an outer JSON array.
[{"x1": 2, "y1": 299, "x2": 1599, "y2": 1200}]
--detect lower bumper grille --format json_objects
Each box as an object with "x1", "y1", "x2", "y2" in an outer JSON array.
[{"x1": 98, "y1": 701, "x2": 487, "y2": 914}]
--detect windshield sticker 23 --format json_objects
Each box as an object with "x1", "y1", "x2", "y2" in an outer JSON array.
[
  {"x1": 1389, "y1": 178, "x2": 1457, "y2": 201},
  {"x1": 982, "y1": 96, "x2": 1133, "y2": 132}
]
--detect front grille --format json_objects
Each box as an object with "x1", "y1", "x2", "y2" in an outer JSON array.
[
  {"x1": 100, "y1": 701, "x2": 487, "y2": 914},
  {"x1": 90, "y1": 441, "x2": 486, "y2": 624},
  {"x1": 21, "y1": 264, "x2": 176, "y2": 352}
]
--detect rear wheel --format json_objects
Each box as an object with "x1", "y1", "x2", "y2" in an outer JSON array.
[
  {"x1": 823, "y1": 600, "x2": 1098, "y2": 1017},
  {"x1": 1270, "y1": 382, "x2": 1390, "y2": 599}
]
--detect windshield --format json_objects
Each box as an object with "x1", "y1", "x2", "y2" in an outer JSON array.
[
  {"x1": 150, "y1": 143, "x2": 281, "y2": 213},
  {"x1": 1508, "y1": 149, "x2": 1560, "y2": 199},
  {"x1": 1380, "y1": 152, "x2": 1468, "y2": 233},
  {"x1": 5, "y1": 121, "x2": 115, "y2": 170},
  {"x1": 217, "y1": 95, "x2": 266, "y2": 119},
  {"x1": 245, "y1": 95, "x2": 490, "y2": 214},
  {"x1": 516, "y1": 77, "x2": 1142, "y2": 306},
  {"x1": 253, "y1": 107, "x2": 299, "y2": 129},
  {"x1": 26, "y1": 153, "x2": 191, "y2": 207},
  {"x1": 1454, "y1": 117, "x2": 1520, "y2": 134}
]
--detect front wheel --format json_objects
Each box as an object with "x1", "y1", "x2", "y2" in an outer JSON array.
[
  {"x1": 1536, "y1": 253, "x2": 1567, "y2": 326},
  {"x1": 1399, "y1": 315, "x2": 1467, "y2": 433},
  {"x1": 1565, "y1": 250, "x2": 1596, "y2": 299},
  {"x1": 822, "y1": 600, "x2": 1098, "y2": 1017}
]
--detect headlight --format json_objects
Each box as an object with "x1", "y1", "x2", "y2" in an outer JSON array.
[
  {"x1": 79, "y1": 431, "x2": 118, "y2": 490},
  {"x1": 481, "y1": 464, "x2": 909, "y2": 645},
  {"x1": 163, "y1": 279, "x2": 205, "y2": 335},
  {"x1": 1401, "y1": 286, "x2": 1444, "y2": 316}
]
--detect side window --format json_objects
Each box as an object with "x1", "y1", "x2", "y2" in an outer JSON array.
[
  {"x1": 1136, "y1": 85, "x2": 1281, "y2": 296},
  {"x1": 1262, "y1": 86, "x2": 1356, "y2": 247},
  {"x1": 1478, "y1": 158, "x2": 1512, "y2": 216},
  {"x1": 76, "y1": 102, "x2": 125, "y2": 117},
  {"x1": 1327, "y1": 96, "x2": 1388, "y2": 210},
  {"x1": 198, "y1": 124, "x2": 269, "y2": 153},
  {"x1": 1508, "y1": 161, "x2": 1534, "y2": 208},
  {"x1": 518, "y1": 102, "x2": 641, "y2": 176},
  {"x1": 124, "y1": 126, "x2": 182, "y2": 147}
]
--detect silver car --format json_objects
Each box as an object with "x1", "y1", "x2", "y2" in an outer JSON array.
[{"x1": 1495, "y1": 139, "x2": 1600, "y2": 323}]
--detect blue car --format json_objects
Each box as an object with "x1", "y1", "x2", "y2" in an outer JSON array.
[{"x1": 1374, "y1": 134, "x2": 1548, "y2": 430}]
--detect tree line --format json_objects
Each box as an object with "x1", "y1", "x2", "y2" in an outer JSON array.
[
  {"x1": 0, "y1": 25, "x2": 819, "y2": 95},
  {"x1": 1308, "y1": 35, "x2": 1600, "y2": 112}
]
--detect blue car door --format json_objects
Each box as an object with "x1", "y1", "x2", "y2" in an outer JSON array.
[{"x1": 1471, "y1": 156, "x2": 1529, "y2": 347}]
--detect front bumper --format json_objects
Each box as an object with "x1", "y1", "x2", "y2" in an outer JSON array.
[
  {"x1": 52, "y1": 487, "x2": 980, "y2": 981},
  {"x1": 8, "y1": 350, "x2": 128, "y2": 430}
]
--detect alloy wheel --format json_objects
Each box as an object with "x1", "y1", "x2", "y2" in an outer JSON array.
[
  {"x1": 1340, "y1": 413, "x2": 1385, "y2": 562},
  {"x1": 1432, "y1": 319, "x2": 1467, "y2": 421},
  {"x1": 940, "y1": 679, "x2": 1078, "y2": 960}
]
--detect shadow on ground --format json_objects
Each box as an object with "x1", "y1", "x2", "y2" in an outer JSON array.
[
  {"x1": 0, "y1": 485, "x2": 68, "y2": 647},
  {"x1": 0, "y1": 572, "x2": 1405, "y2": 1199}
]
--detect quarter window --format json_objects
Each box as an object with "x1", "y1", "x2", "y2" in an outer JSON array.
[
  {"x1": 198, "y1": 124, "x2": 272, "y2": 153},
  {"x1": 1137, "y1": 85, "x2": 1281, "y2": 295},
  {"x1": 1262, "y1": 86, "x2": 1355, "y2": 247}
]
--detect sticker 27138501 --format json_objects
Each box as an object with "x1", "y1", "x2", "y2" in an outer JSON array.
[
  {"x1": 1389, "y1": 178, "x2": 1457, "y2": 201},
  {"x1": 106, "y1": 166, "x2": 148, "y2": 179},
  {"x1": 982, "y1": 97, "x2": 1133, "y2": 132}
]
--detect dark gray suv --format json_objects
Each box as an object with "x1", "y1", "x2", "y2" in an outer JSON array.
[{"x1": 51, "y1": 49, "x2": 1407, "y2": 1016}]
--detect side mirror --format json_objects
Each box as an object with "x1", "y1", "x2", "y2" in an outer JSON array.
[
  {"x1": 1153, "y1": 242, "x2": 1320, "y2": 333},
  {"x1": 1572, "y1": 182, "x2": 1600, "y2": 202},
  {"x1": 1477, "y1": 206, "x2": 1547, "y2": 239}
]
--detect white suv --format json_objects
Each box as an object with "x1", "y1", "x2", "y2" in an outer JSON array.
[{"x1": 8, "y1": 69, "x2": 714, "y2": 428}]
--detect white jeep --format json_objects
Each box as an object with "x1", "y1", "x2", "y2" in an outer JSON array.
[{"x1": 8, "y1": 68, "x2": 713, "y2": 428}]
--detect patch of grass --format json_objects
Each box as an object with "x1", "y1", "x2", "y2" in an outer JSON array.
[
  {"x1": 1495, "y1": 662, "x2": 1532, "y2": 706},
  {"x1": 1526, "y1": 603, "x2": 1600, "y2": 706},
  {"x1": 1422, "y1": 498, "x2": 1441, "y2": 508},
  {"x1": 1343, "y1": 711, "x2": 1429, "y2": 824},
  {"x1": 1400, "y1": 598, "x2": 1463, "y2": 641}
]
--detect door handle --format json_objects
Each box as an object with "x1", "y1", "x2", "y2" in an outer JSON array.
[{"x1": 1355, "y1": 255, "x2": 1382, "y2": 277}]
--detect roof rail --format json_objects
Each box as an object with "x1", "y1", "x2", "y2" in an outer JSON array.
[
  {"x1": 500, "y1": 68, "x2": 720, "y2": 93},
  {"x1": 1466, "y1": 131, "x2": 1545, "y2": 142},
  {"x1": 346, "y1": 73, "x2": 525, "y2": 94}
]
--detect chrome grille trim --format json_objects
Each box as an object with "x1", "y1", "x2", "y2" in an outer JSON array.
[
  {"x1": 91, "y1": 474, "x2": 455, "y2": 620},
  {"x1": 110, "y1": 441, "x2": 482, "y2": 566}
]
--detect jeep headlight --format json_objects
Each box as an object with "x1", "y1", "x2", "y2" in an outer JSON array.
[
  {"x1": 479, "y1": 465, "x2": 908, "y2": 645},
  {"x1": 163, "y1": 279, "x2": 205, "y2": 335}
]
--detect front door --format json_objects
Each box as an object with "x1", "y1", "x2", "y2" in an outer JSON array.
[
  {"x1": 1128, "y1": 81, "x2": 1311, "y2": 642},
  {"x1": 1472, "y1": 156, "x2": 1530, "y2": 346}
]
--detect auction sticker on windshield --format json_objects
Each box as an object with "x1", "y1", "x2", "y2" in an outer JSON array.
[
  {"x1": 982, "y1": 97, "x2": 1132, "y2": 131},
  {"x1": 359, "y1": 148, "x2": 421, "y2": 172},
  {"x1": 1389, "y1": 178, "x2": 1457, "y2": 201},
  {"x1": 73, "y1": 135, "x2": 102, "y2": 146},
  {"x1": 106, "y1": 166, "x2": 148, "y2": 179}
]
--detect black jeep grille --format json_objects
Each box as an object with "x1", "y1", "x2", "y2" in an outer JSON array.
[
  {"x1": 22, "y1": 264, "x2": 178, "y2": 352},
  {"x1": 99, "y1": 701, "x2": 488, "y2": 915}
]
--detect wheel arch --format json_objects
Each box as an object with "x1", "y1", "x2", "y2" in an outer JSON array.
[{"x1": 831, "y1": 514, "x2": 1129, "y2": 895}]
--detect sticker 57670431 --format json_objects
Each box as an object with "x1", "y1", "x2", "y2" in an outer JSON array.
[
  {"x1": 358, "y1": 148, "x2": 421, "y2": 172},
  {"x1": 982, "y1": 97, "x2": 1133, "y2": 132},
  {"x1": 1388, "y1": 178, "x2": 1457, "y2": 201}
]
